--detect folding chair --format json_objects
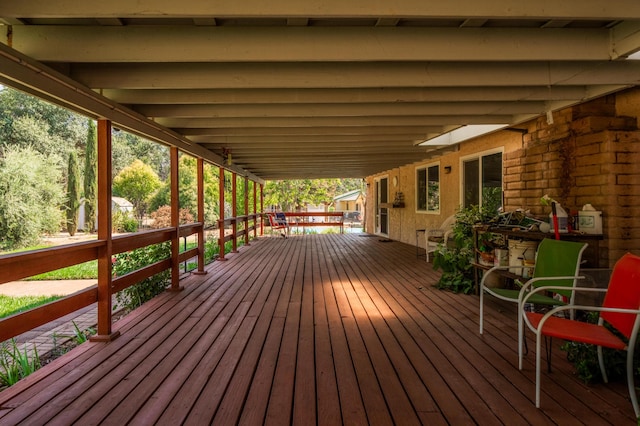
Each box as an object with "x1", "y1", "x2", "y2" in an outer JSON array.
[
  {"x1": 479, "y1": 238, "x2": 588, "y2": 369},
  {"x1": 521, "y1": 252, "x2": 640, "y2": 417}
]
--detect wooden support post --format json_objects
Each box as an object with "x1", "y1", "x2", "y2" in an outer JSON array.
[
  {"x1": 218, "y1": 166, "x2": 226, "y2": 261},
  {"x1": 169, "y1": 147, "x2": 183, "y2": 291},
  {"x1": 253, "y1": 180, "x2": 258, "y2": 239},
  {"x1": 260, "y1": 183, "x2": 265, "y2": 236},
  {"x1": 91, "y1": 119, "x2": 120, "y2": 342},
  {"x1": 231, "y1": 172, "x2": 238, "y2": 253},
  {"x1": 244, "y1": 175, "x2": 250, "y2": 246},
  {"x1": 193, "y1": 158, "x2": 207, "y2": 275}
]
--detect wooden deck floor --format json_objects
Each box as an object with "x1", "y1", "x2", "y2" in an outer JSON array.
[{"x1": 0, "y1": 234, "x2": 636, "y2": 425}]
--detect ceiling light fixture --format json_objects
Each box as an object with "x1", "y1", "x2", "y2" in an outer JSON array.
[{"x1": 418, "y1": 124, "x2": 508, "y2": 147}]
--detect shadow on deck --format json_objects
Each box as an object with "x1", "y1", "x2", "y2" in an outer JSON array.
[{"x1": 0, "y1": 234, "x2": 635, "y2": 424}]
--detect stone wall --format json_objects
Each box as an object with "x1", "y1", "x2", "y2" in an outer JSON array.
[{"x1": 503, "y1": 93, "x2": 640, "y2": 267}]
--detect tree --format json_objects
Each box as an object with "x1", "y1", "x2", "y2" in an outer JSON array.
[
  {"x1": 113, "y1": 159, "x2": 161, "y2": 222},
  {"x1": 264, "y1": 178, "x2": 362, "y2": 211},
  {"x1": 65, "y1": 151, "x2": 80, "y2": 236},
  {"x1": 84, "y1": 120, "x2": 97, "y2": 232},
  {"x1": 0, "y1": 87, "x2": 86, "y2": 156},
  {"x1": 0, "y1": 146, "x2": 64, "y2": 249}
]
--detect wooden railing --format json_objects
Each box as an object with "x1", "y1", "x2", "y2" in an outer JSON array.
[
  {"x1": 283, "y1": 211, "x2": 345, "y2": 233},
  {"x1": 217, "y1": 213, "x2": 261, "y2": 260},
  {"x1": 0, "y1": 224, "x2": 202, "y2": 343}
]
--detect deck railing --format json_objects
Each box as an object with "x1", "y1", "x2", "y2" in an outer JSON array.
[{"x1": 0, "y1": 212, "x2": 264, "y2": 343}]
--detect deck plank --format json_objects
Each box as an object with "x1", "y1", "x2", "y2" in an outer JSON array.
[{"x1": 0, "y1": 234, "x2": 635, "y2": 425}]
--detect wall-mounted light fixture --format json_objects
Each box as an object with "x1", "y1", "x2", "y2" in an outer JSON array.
[{"x1": 444, "y1": 166, "x2": 452, "y2": 174}]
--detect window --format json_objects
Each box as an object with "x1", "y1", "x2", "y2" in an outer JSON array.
[
  {"x1": 462, "y1": 151, "x2": 503, "y2": 213},
  {"x1": 416, "y1": 163, "x2": 440, "y2": 212}
]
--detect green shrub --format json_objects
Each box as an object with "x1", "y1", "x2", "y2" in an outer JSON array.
[
  {"x1": 0, "y1": 146, "x2": 64, "y2": 250},
  {"x1": 112, "y1": 210, "x2": 138, "y2": 233},
  {"x1": 0, "y1": 339, "x2": 40, "y2": 387},
  {"x1": 433, "y1": 205, "x2": 496, "y2": 294},
  {"x1": 113, "y1": 242, "x2": 171, "y2": 312}
]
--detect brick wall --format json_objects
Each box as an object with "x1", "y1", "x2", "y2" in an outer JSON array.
[{"x1": 504, "y1": 94, "x2": 640, "y2": 267}]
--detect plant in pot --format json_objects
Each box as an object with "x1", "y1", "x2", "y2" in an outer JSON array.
[
  {"x1": 476, "y1": 230, "x2": 495, "y2": 266},
  {"x1": 433, "y1": 204, "x2": 497, "y2": 294}
]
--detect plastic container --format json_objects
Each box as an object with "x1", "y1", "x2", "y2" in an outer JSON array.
[
  {"x1": 578, "y1": 210, "x2": 602, "y2": 234},
  {"x1": 508, "y1": 240, "x2": 537, "y2": 274},
  {"x1": 549, "y1": 203, "x2": 569, "y2": 233},
  {"x1": 494, "y1": 249, "x2": 509, "y2": 267}
]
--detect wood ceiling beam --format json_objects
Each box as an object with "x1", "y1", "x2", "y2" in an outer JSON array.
[
  {"x1": 101, "y1": 86, "x2": 593, "y2": 104},
  {"x1": 179, "y1": 126, "x2": 440, "y2": 137},
  {"x1": 1, "y1": 1, "x2": 638, "y2": 20},
  {"x1": 135, "y1": 101, "x2": 545, "y2": 118},
  {"x1": 10, "y1": 26, "x2": 613, "y2": 62},
  {"x1": 67, "y1": 61, "x2": 640, "y2": 89},
  {"x1": 156, "y1": 115, "x2": 515, "y2": 129}
]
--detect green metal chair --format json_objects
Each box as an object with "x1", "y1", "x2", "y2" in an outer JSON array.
[
  {"x1": 521, "y1": 252, "x2": 640, "y2": 417},
  {"x1": 478, "y1": 238, "x2": 588, "y2": 369}
]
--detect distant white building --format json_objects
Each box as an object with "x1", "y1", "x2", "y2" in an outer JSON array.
[
  {"x1": 333, "y1": 189, "x2": 364, "y2": 213},
  {"x1": 77, "y1": 196, "x2": 134, "y2": 231}
]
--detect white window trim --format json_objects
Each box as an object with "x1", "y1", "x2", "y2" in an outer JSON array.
[{"x1": 415, "y1": 161, "x2": 440, "y2": 215}]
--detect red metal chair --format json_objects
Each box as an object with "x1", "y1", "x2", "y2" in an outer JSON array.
[
  {"x1": 267, "y1": 212, "x2": 289, "y2": 238},
  {"x1": 522, "y1": 252, "x2": 640, "y2": 417}
]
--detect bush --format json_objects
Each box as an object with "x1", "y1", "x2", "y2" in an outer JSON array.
[
  {"x1": 433, "y1": 205, "x2": 497, "y2": 294},
  {"x1": 113, "y1": 242, "x2": 171, "y2": 312},
  {"x1": 112, "y1": 210, "x2": 138, "y2": 233},
  {"x1": 150, "y1": 205, "x2": 194, "y2": 228},
  {"x1": 0, "y1": 146, "x2": 64, "y2": 250}
]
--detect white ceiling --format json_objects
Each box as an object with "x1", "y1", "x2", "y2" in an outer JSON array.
[{"x1": 1, "y1": 1, "x2": 640, "y2": 180}]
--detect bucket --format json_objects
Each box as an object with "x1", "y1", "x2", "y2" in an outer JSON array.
[
  {"x1": 578, "y1": 211, "x2": 602, "y2": 234},
  {"x1": 494, "y1": 249, "x2": 509, "y2": 267},
  {"x1": 508, "y1": 240, "x2": 538, "y2": 274}
]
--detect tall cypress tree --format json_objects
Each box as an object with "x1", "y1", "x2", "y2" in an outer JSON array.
[
  {"x1": 84, "y1": 120, "x2": 97, "y2": 232},
  {"x1": 66, "y1": 151, "x2": 80, "y2": 236}
]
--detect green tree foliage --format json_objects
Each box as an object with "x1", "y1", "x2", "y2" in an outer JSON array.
[
  {"x1": 149, "y1": 155, "x2": 220, "y2": 224},
  {"x1": 0, "y1": 146, "x2": 64, "y2": 249},
  {"x1": 264, "y1": 178, "x2": 362, "y2": 211},
  {"x1": 65, "y1": 151, "x2": 80, "y2": 236},
  {"x1": 113, "y1": 159, "x2": 161, "y2": 221},
  {"x1": 84, "y1": 120, "x2": 97, "y2": 233},
  {"x1": 0, "y1": 87, "x2": 86, "y2": 156},
  {"x1": 111, "y1": 130, "x2": 169, "y2": 180}
]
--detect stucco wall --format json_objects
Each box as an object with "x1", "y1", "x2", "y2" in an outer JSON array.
[{"x1": 365, "y1": 87, "x2": 640, "y2": 266}]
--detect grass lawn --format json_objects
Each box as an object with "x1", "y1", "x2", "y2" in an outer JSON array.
[
  {"x1": 0, "y1": 295, "x2": 61, "y2": 319},
  {"x1": 29, "y1": 260, "x2": 98, "y2": 280}
]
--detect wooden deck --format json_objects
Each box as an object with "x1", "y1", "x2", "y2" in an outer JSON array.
[{"x1": 0, "y1": 234, "x2": 636, "y2": 425}]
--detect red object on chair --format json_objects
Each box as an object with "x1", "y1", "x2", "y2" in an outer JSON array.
[{"x1": 522, "y1": 252, "x2": 640, "y2": 417}]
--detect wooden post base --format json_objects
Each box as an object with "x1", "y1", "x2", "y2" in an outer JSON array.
[{"x1": 89, "y1": 330, "x2": 121, "y2": 343}]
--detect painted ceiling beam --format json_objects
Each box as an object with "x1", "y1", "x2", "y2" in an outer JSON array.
[
  {"x1": 9, "y1": 26, "x2": 616, "y2": 62},
  {"x1": 156, "y1": 115, "x2": 515, "y2": 129},
  {"x1": 1, "y1": 0, "x2": 639, "y2": 20},
  {"x1": 67, "y1": 61, "x2": 640, "y2": 89},
  {"x1": 100, "y1": 86, "x2": 596, "y2": 105},
  {"x1": 134, "y1": 101, "x2": 546, "y2": 118}
]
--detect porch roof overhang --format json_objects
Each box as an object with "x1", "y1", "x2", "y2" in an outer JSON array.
[{"x1": 1, "y1": 1, "x2": 640, "y2": 180}]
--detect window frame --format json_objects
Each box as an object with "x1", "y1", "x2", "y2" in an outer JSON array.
[
  {"x1": 415, "y1": 161, "x2": 441, "y2": 214},
  {"x1": 459, "y1": 148, "x2": 504, "y2": 211}
]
